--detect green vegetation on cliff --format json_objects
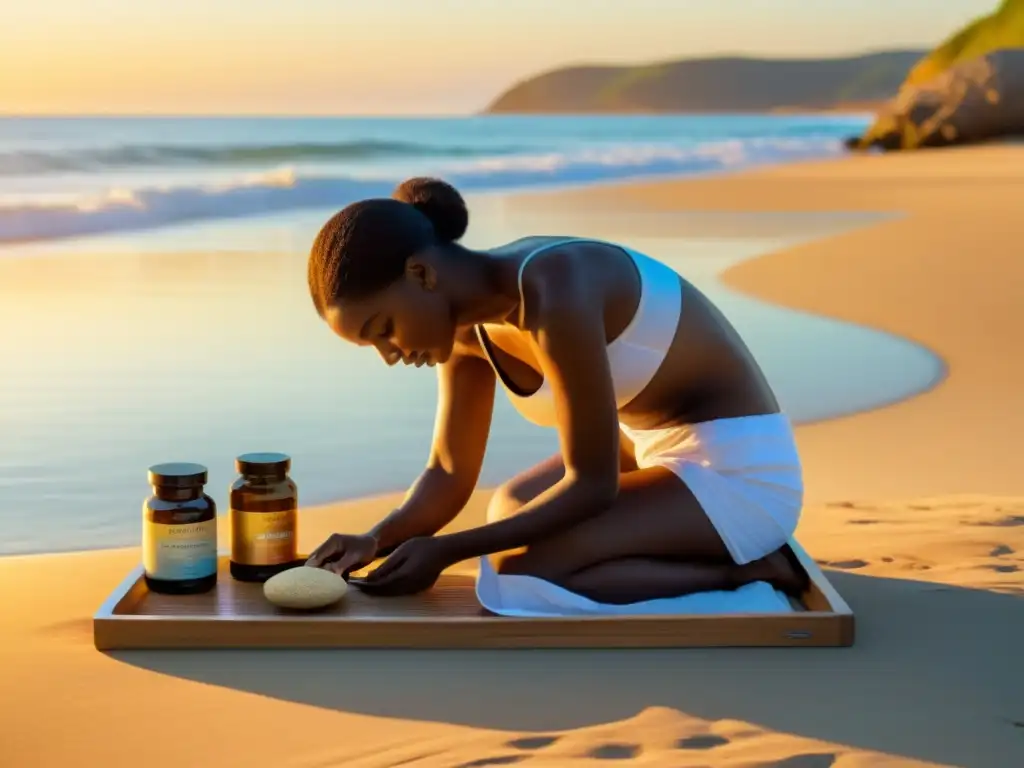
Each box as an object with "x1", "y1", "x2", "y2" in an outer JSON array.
[
  {"x1": 906, "y1": 0, "x2": 1024, "y2": 85},
  {"x1": 850, "y1": 0, "x2": 1024, "y2": 151},
  {"x1": 484, "y1": 51, "x2": 926, "y2": 114}
]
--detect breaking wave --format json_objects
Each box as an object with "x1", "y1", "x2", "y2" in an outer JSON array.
[
  {"x1": 0, "y1": 136, "x2": 847, "y2": 244},
  {"x1": 0, "y1": 138, "x2": 527, "y2": 176}
]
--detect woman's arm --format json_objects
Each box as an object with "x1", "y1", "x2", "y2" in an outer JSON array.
[
  {"x1": 436, "y1": 254, "x2": 622, "y2": 562},
  {"x1": 365, "y1": 346, "x2": 496, "y2": 554}
]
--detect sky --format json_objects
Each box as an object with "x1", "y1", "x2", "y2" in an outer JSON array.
[{"x1": 0, "y1": 0, "x2": 1001, "y2": 115}]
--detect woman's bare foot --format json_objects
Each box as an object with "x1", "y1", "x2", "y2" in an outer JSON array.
[{"x1": 737, "y1": 546, "x2": 808, "y2": 596}]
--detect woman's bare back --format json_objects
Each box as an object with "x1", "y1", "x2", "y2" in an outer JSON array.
[{"x1": 456, "y1": 237, "x2": 781, "y2": 431}]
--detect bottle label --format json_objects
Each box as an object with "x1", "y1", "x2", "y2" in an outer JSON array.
[
  {"x1": 142, "y1": 519, "x2": 217, "y2": 581},
  {"x1": 230, "y1": 508, "x2": 297, "y2": 565}
]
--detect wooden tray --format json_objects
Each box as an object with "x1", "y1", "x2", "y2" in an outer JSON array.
[{"x1": 93, "y1": 541, "x2": 854, "y2": 650}]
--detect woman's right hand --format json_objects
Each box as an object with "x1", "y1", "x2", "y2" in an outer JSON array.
[{"x1": 306, "y1": 533, "x2": 379, "y2": 578}]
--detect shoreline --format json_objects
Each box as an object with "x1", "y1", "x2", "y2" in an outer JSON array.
[{"x1": 0, "y1": 192, "x2": 947, "y2": 561}]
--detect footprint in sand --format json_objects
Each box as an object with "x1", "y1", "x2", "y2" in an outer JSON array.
[
  {"x1": 971, "y1": 515, "x2": 1024, "y2": 527},
  {"x1": 983, "y1": 563, "x2": 1020, "y2": 573},
  {"x1": 758, "y1": 754, "x2": 837, "y2": 768},
  {"x1": 847, "y1": 519, "x2": 879, "y2": 525},
  {"x1": 676, "y1": 734, "x2": 731, "y2": 750},
  {"x1": 990, "y1": 544, "x2": 1015, "y2": 557},
  {"x1": 826, "y1": 559, "x2": 870, "y2": 570},
  {"x1": 505, "y1": 736, "x2": 560, "y2": 751},
  {"x1": 457, "y1": 756, "x2": 529, "y2": 767},
  {"x1": 827, "y1": 501, "x2": 873, "y2": 510},
  {"x1": 584, "y1": 743, "x2": 640, "y2": 760}
]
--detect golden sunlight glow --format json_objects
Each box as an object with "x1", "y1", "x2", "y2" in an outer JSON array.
[{"x1": 1, "y1": 0, "x2": 998, "y2": 115}]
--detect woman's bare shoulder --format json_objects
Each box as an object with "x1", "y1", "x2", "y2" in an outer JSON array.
[
  {"x1": 520, "y1": 240, "x2": 619, "y2": 323},
  {"x1": 452, "y1": 325, "x2": 487, "y2": 360}
]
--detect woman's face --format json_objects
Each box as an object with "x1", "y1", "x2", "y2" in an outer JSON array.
[{"x1": 325, "y1": 263, "x2": 457, "y2": 368}]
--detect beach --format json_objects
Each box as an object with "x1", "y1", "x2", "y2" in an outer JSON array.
[{"x1": 4, "y1": 143, "x2": 1023, "y2": 767}]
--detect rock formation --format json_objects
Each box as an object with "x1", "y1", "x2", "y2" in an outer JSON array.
[{"x1": 851, "y1": 48, "x2": 1024, "y2": 150}]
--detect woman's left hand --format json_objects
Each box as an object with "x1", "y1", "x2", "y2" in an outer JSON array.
[{"x1": 349, "y1": 536, "x2": 451, "y2": 596}]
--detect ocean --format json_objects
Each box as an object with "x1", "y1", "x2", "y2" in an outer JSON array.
[
  {"x1": 0, "y1": 114, "x2": 874, "y2": 245},
  {"x1": 0, "y1": 114, "x2": 944, "y2": 556}
]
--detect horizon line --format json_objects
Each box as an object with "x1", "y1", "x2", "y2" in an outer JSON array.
[{"x1": 0, "y1": 110, "x2": 879, "y2": 120}]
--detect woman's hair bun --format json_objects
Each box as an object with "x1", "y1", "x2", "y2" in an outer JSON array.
[{"x1": 392, "y1": 177, "x2": 468, "y2": 243}]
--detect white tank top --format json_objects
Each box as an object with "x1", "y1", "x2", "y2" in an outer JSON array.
[{"x1": 475, "y1": 238, "x2": 683, "y2": 428}]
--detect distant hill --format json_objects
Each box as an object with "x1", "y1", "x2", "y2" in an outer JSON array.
[
  {"x1": 904, "y1": 0, "x2": 1024, "y2": 86},
  {"x1": 483, "y1": 50, "x2": 928, "y2": 114}
]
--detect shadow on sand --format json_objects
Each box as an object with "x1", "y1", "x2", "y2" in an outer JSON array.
[{"x1": 109, "y1": 571, "x2": 1023, "y2": 768}]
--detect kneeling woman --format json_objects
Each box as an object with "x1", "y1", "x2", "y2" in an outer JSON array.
[{"x1": 305, "y1": 177, "x2": 806, "y2": 602}]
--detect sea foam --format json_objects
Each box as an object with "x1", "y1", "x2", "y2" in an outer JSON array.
[{"x1": 0, "y1": 137, "x2": 846, "y2": 244}]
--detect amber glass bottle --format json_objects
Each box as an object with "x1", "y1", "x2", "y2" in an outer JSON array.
[
  {"x1": 229, "y1": 452, "x2": 300, "y2": 582},
  {"x1": 142, "y1": 462, "x2": 218, "y2": 595}
]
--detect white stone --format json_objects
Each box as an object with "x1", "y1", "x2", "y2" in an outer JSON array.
[{"x1": 263, "y1": 566, "x2": 348, "y2": 610}]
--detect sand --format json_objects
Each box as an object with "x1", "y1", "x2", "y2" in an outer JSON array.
[{"x1": 4, "y1": 144, "x2": 1024, "y2": 767}]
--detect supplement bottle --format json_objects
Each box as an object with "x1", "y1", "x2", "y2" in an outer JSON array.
[
  {"x1": 229, "y1": 452, "x2": 300, "y2": 582},
  {"x1": 142, "y1": 462, "x2": 218, "y2": 595}
]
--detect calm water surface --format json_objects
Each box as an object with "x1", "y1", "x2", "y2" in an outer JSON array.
[{"x1": 0, "y1": 201, "x2": 942, "y2": 555}]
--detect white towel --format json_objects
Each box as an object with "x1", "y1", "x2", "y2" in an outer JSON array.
[{"x1": 476, "y1": 554, "x2": 794, "y2": 617}]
